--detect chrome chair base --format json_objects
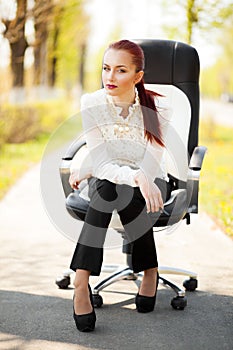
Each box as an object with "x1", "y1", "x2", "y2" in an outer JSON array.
[{"x1": 55, "y1": 263, "x2": 197, "y2": 310}]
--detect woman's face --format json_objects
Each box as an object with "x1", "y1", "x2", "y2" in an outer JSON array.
[{"x1": 102, "y1": 48, "x2": 143, "y2": 101}]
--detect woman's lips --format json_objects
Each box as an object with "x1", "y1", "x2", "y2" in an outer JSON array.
[{"x1": 106, "y1": 84, "x2": 117, "y2": 89}]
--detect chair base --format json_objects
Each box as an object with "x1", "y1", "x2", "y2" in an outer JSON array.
[
  {"x1": 91, "y1": 264, "x2": 197, "y2": 310},
  {"x1": 55, "y1": 264, "x2": 197, "y2": 310},
  {"x1": 93, "y1": 264, "x2": 197, "y2": 297}
]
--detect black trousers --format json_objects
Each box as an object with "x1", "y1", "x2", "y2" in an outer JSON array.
[{"x1": 70, "y1": 177, "x2": 171, "y2": 276}]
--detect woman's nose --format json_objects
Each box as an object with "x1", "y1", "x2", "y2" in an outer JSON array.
[{"x1": 109, "y1": 70, "x2": 115, "y2": 81}]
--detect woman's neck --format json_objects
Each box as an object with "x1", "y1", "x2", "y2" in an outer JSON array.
[
  {"x1": 108, "y1": 90, "x2": 137, "y2": 117},
  {"x1": 111, "y1": 90, "x2": 136, "y2": 108}
]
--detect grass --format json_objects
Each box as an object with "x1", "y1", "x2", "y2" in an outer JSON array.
[
  {"x1": 0, "y1": 117, "x2": 232, "y2": 237},
  {"x1": 0, "y1": 114, "x2": 82, "y2": 200},
  {"x1": 0, "y1": 134, "x2": 49, "y2": 199},
  {"x1": 199, "y1": 120, "x2": 233, "y2": 237}
]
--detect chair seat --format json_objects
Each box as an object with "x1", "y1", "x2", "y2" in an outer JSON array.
[
  {"x1": 66, "y1": 190, "x2": 89, "y2": 221},
  {"x1": 66, "y1": 188, "x2": 187, "y2": 228}
]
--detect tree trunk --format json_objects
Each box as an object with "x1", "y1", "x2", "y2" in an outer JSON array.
[
  {"x1": 10, "y1": 36, "x2": 27, "y2": 87},
  {"x1": 3, "y1": 0, "x2": 28, "y2": 87},
  {"x1": 48, "y1": 26, "x2": 59, "y2": 87},
  {"x1": 33, "y1": 27, "x2": 48, "y2": 85},
  {"x1": 33, "y1": 0, "x2": 54, "y2": 85},
  {"x1": 186, "y1": 0, "x2": 198, "y2": 44}
]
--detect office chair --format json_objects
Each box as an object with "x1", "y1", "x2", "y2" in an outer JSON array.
[{"x1": 56, "y1": 39, "x2": 206, "y2": 310}]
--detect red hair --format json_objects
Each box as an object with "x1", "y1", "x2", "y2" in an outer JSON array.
[{"x1": 107, "y1": 40, "x2": 164, "y2": 147}]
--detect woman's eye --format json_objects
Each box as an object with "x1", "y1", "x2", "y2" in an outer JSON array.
[{"x1": 102, "y1": 67, "x2": 126, "y2": 73}]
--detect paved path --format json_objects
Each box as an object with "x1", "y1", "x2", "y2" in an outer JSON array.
[{"x1": 0, "y1": 157, "x2": 233, "y2": 349}]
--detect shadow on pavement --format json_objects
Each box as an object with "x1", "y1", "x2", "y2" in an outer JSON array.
[{"x1": 0, "y1": 288, "x2": 232, "y2": 350}]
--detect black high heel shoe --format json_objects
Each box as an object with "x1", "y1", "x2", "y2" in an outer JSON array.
[
  {"x1": 73, "y1": 284, "x2": 96, "y2": 332},
  {"x1": 135, "y1": 272, "x2": 159, "y2": 313}
]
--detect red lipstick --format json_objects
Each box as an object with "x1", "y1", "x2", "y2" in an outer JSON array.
[{"x1": 106, "y1": 84, "x2": 117, "y2": 89}]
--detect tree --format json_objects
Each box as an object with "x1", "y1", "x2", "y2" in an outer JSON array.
[
  {"x1": 33, "y1": 0, "x2": 54, "y2": 85},
  {"x1": 162, "y1": 0, "x2": 233, "y2": 45},
  {"x1": 51, "y1": 0, "x2": 89, "y2": 90},
  {"x1": 2, "y1": 0, "x2": 28, "y2": 87},
  {"x1": 201, "y1": 7, "x2": 233, "y2": 97},
  {"x1": 0, "y1": 0, "x2": 89, "y2": 90},
  {"x1": 33, "y1": 0, "x2": 89, "y2": 89},
  {"x1": 186, "y1": 0, "x2": 198, "y2": 44}
]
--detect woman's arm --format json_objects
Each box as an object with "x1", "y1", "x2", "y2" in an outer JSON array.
[
  {"x1": 134, "y1": 105, "x2": 172, "y2": 212},
  {"x1": 134, "y1": 141, "x2": 165, "y2": 213}
]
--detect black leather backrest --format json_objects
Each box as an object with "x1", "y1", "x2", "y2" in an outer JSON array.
[{"x1": 134, "y1": 39, "x2": 200, "y2": 157}]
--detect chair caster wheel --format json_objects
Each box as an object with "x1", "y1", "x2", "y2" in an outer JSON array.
[
  {"x1": 171, "y1": 296, "x2": 187, "y2": 310},
  {"x1": 183, "y1": 278, "x2": 198, "y2": 291},
  {"x1": 55, "y1": 275, "x2": 70, "y2": 289},
  {"x1": 93, "y1": 294, "x2": 103, "y2": 308}
]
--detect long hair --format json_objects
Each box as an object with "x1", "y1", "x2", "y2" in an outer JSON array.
[{"x1": 107, "y1": 40, "x2": 164, "y2": 147}]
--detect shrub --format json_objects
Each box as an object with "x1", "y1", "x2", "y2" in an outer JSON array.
[
  {"x1": 0, "y1": 99, "x2": 71, "y2": 147},
  {"x1": 0, "y1": 105, "x2": 41, "y2": 144}
]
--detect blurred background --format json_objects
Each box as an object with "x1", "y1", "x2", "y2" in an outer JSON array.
[{"x1": 0, "y1": 0, "x2": 233, "y2": 236}]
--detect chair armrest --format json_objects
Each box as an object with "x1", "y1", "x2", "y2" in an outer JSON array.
[
  {"x1": 189, "y1": 146, "x2": 207, "y2": 170},
  {"x1": 62, "y1": 139, "x2": 86, "y2": 160},
  {"x1": 60, "y1": 139, "x2": 87, "y2": 198},
  {"x1": 187, "y1": 146, "x2": 207, "y2": 213}
]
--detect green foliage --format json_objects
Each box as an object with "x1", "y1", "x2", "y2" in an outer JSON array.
[
  {"x1": 199, "y1": 2, "x2": 233, "y2": 97},
  {"x1": 200, "y1": 39, "x2": 233, "y2": 97},
  {"x1": 160, "y1": 1, "x2": 233, "y2": 98},
  {"x1": 199, "y1": 120, "x2": 233, "y2": 236},
  {"x1": 200, "y1": 63, "x2": 224, "y2": 98},
  {"x1": 186, "y1": 0, "x2": 198, "y2": 44},
  {"x1": 0, "y1": 99, "x2": 72, "y2": 147},
  {"x1": 84, "y1": 46, "x2": 105, "y2": 92},
  {"x1": 0, "y1": 105, "x2": 41, "y2": 145},
  {"x1": 0, "y1": 137, "x2": 47, "y2": 199},
  {"x1": 84, "y1": 25, "x2": 123, "y2": 92},
  {"x1": 0, "y1": 98, "x2": 81, "y2": 199},
  {"x1": 48, "y1": 0, "x2": 89, "y2": 89}
]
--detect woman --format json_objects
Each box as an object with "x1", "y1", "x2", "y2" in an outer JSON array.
[{"x1": 69, "y1": 39, "x2": 171, "y2": 332}]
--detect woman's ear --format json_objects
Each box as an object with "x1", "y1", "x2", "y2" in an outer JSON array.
[{"x1": 135, "y1": 70, "x2": 144, "y2": 84}]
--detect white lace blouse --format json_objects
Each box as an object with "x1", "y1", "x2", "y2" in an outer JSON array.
[{"x1": 73, "y1": 88, "x2": 172, "y2": 187}]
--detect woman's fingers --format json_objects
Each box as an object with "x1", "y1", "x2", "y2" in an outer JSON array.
[
  {"x1": 150, "y1": 197, "x2": 159, "y2": 213},
  {"x1": 135, "y1": 173, "x2": 164, "y2": 213},
  {"x1": 145, "y1": 197, "x2": 151, "y2": 213},
  {"x1": 145, "y1": 194, "x2": 157, "y2": 213},
  {"x1": 148, "y1": 188, "x2": 164, "y2": 213},
  {"x1": 150, "y1": 195, "x2": 157, "y2": 213},
  {"x1": 69, "y1": 172, "x2": 79, "y2": 189}
]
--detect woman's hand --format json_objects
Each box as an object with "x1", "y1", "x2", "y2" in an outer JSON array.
[
  {"x1": 69, "y1": 170, "x2": 92, "y2": 190},
  {"x1": 69, "y1": 171, "x2": 80, "y2": 190},
  {"x1": 134, "y1": 170, "x2": 164, "y2": 213}
]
